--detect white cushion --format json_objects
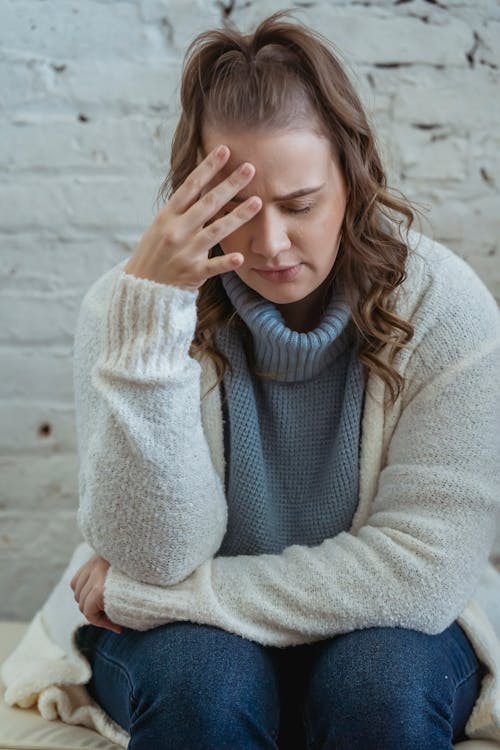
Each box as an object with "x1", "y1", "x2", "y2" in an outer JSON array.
[
  {"x1": 0, "y1": 621, "x2": 121, "y2": 749},
  {"x1": 1, "y1": 620, "x2": 499, "y2": 750}
]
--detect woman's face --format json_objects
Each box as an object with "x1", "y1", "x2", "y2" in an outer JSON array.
[{"x1": 200, "y1": 126, "x2": 347, "y2": 332}]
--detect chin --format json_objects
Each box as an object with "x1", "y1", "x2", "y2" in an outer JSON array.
[{"x1": 255, "y1": 285, "x2": 308, "y2": 305}]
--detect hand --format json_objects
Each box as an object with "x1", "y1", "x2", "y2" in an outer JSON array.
[
  {"x1": 70, "y1": 554, "x2": 123, "y2": 634},
  {"x1": 123, "y1": 143, "x2": 262, "y2": 291}
]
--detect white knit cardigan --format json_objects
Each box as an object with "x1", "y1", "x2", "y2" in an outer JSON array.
[{"x1": 2, "y1": 230, "x2": 500, "y2": 747}]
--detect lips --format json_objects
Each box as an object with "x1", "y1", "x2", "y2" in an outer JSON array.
[
  {"x1": 255, "y1": 266, "x2": 297, "y2": 271},
  {"x1": 254, "y1": 264, "x2": 303, "y2": 283}
]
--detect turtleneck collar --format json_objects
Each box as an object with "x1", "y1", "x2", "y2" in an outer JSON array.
[{"x1": 218, "y1": 265, "x2": 354, "y2": 383}]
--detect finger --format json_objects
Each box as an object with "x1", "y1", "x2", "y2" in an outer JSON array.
[
  {"x1": 70, "y1": 562, "x2": 87, "y2": 591},
  {"x1": 169, "y1": 144, "x2": 231, "y2": 215},
  {"x1": 73, "y1": 570, "x2": 91, "y2": 603},
  {"x1": 201, "y1": 251, "x2": 246, "y2": 281},
  {"x1": 86, "y1": 594, "x2": 122, "y2": 634},
  {"x1": 182, "y1": 161, "x2": 257, "y2": 232},
  {"x1": 192, "y1": 195, "x2": 262, "y2": 264},
  {"x1": 78, "y1": 579, "x2": 94, "y2": 612},
  {"x1": 95, "y1": 612, "x2": 123, "y2": 634},
  {"x1": 83, "y1": 590, "x2": 102, "y2": 622}
]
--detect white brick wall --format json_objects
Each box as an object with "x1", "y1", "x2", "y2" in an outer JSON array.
[{"x1": 1, "y1": 0, "x2": 499, "y2": 620}]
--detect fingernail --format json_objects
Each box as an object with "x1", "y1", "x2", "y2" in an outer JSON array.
[{"x1": 216, "y1": 145, "x2": 228, "y2": 158}]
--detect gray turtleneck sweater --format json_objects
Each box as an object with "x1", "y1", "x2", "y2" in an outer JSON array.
[{"x1": 214, "y1": 269, "x2": 366, "y2": 557}]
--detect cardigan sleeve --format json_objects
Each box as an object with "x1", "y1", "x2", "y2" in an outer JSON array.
[
  {"x1": 102, "y1": 258, "x2": 500, "y2": 646},
  {"x1": 74, "y1": 267, "x2": 228, "y2": 587}
]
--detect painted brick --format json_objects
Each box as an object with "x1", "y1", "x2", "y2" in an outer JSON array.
[
  {"x1": 0, "y1": 290, "x2": 83, "y2": 346},
  {"x1": 0, "y1": 455, "x2": 79, "y2": 512},
  {"x1": 0, "y1": 118, "x2": 174, "y2": 175},
  {"x1": 0, "y1": 512, "x2": 84, "y2": 618},
  {"x1": 0, "y1": 177, "x2": 160, "y2": 232},
  {"x1": 0, "y1": 403, "x2": 76, "y2": 455},
  {"x1": 233, "y1": 3, "x2": 473, "y2": 65},
  {"x1": 0, "y1": 234, "x2": 128, "y2": 294}
]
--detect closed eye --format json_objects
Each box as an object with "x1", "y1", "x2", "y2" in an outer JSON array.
[
  {"x1": 221, "y1": 203, "x2": 314, "y2": 216},
  {"x1": 285, "y1": 205, "x2": 313, "y2": 214}
]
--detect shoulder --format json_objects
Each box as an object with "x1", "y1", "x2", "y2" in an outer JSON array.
[
  {"x1": 380, "y1": 227, "x2": 500, "y2": 401},
  {"x1": 391, "y1": 228, "x2": 500, "y2": 370},
  {"x1": 395, "y1": 228, "x2": 497, "y2": 326}
]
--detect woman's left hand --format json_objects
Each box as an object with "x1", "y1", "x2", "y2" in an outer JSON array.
[{"x1": 70, "y1": 554, "x2": 123, "y2": 634}]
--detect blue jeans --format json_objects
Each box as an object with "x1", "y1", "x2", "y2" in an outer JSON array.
[{"x1": 75, "y1": 619, "x2": 488, "y2": 749}]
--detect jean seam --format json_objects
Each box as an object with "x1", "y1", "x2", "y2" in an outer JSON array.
[
  {"x1": 83, "y1": 642, "x2": 138, "y2": 712},
  {"x1": 450, "y1": 663, "x2": 485, "y2": 744},
  {"x1": 455, "y1": 666, "x2": 479, "y2": 692}
]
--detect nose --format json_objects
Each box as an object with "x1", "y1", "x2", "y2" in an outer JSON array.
[{"x1": 249, "y1": 209, "x2": 291, "y2": 262}]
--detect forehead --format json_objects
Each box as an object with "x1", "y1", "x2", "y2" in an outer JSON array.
[{"x1": 201, "y1": 126, "x2": 337, "y2": 187}]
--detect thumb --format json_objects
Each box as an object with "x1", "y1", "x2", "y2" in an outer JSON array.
[{"x1": 95, "y1": 611, "x2": 122, "y2": 634}]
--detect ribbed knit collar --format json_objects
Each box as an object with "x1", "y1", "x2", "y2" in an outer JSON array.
[{"x1": 219, "y1": 267, "x2": 354, "y2": 383}]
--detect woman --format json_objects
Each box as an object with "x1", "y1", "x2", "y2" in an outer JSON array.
[{"x1": 3, "y1": 10, "x2": 500, "y2": 750}]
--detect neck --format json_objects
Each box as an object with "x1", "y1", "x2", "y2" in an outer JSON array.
[
  {"x1": 275, "y1": 277, "x2": 334, "y2": 333},
  {"x1": 218, "y1": 269, "x2": 354, "y2": 382}
]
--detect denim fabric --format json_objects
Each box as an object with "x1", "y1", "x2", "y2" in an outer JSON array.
[{"x1": 75, "y1": 619, "x2": 488, "y2": 750}]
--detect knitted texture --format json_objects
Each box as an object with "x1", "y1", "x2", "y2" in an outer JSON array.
[{"x1": 214, "y1": 269, "x2": 365, "y2": 556}]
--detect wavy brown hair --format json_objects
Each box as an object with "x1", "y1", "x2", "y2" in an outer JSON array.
[{"x1": 156, "y1": 10, "x2": 420, "y2": 406}]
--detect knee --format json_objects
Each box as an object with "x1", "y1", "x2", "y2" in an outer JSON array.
[
  {"x1": 133, "y1": 622, "x2": 276, "y2": 703},
  {"x1": 132, "y1": 666, "x2": 280, "y2": 749},
  {"x1": 304, "y1": 627, "x2": 443, "y2": 749},
  {"x1": 306, "y1": 696, "x2": 435, "y2": 750},
  {"x1": 310, "y1": 627, "x2": 431, "y2": 698},
  {"x1": 129, "y1": 623, "x2": 280, "y2": 747}
]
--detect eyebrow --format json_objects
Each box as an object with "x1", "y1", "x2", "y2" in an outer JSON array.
[{"x1": 229, "y1": 183, "x2": 326, "y2": 203}]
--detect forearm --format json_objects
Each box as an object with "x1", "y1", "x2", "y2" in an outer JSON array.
[
  {"x1": 75, "y1": 267, "x2": 227, "y2": 585},
  {"x1": 103, "y1": 464, "x2": 498, "y2": 644}
]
